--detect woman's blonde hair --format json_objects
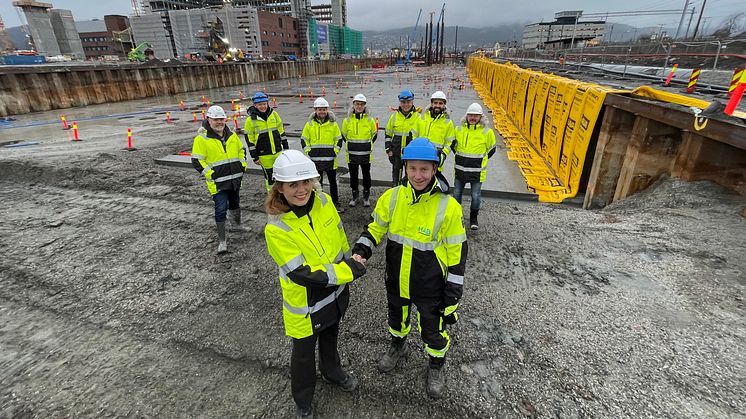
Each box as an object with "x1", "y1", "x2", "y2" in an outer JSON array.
[{"x1": 264, "y1": 178, "x2": 322, "y2": 216}]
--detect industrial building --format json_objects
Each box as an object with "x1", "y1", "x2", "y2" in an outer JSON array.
[
  {"x1": 257, "y1": 11, "x2": 301, "y2": 58},
  {"x1": 12, "y1": 0, "x2": 84, "y2": 58},
  {"x1": 130, "y1": 5, "x2": 262, "y2": 60},
  {"x1": 76, "y1": 16, "x2": 133, "y2": 60},
  {"x1": 522, "y1": 11, "x2": 606, "y2": 50},
  {"x1": 308, "y1": 19, "x2": 361, "y2": 58},
  {"x1": 310, "y1": 0, "x2": 346, "y2": 26}
]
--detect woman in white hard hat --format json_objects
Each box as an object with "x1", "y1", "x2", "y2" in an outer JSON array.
[
  {"x1": 191, "y1": 105, "x2": 247, "y2": 254},
  {"x1": 301, "y1": 97, "x2": 345, "y2": 212},
  {"x1": 341, "y1": 93, "x2": 377, "y2": 207},
  {"x1": 264, "y1": 149, "x2": 367, "y2": 419},
  {"x1": 451, "y1": 103, "x2": 496, "y2": 230}
]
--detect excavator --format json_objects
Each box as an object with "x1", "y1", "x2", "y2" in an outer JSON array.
[{"x1": 128, "y1": 42, "x2": 154, "y2": 62}]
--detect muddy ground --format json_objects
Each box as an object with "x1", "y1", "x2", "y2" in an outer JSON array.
[{"x1": 1, "y1": 111, "x2": 745, "y2": 419}]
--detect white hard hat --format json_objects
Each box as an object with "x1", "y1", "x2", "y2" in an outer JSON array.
[
  {"x1": 205, "y1": 105, "x2": 227, "y2": 119},
  {"x1": 466, "y1": 103, "x2": 483, "y2": 115},
  {"x1": 313, "y1": 97, "x2": 330, "y2": 108},
  {"x1": 430, "y1": 91, "x2": 447, "y2": 101},
  {"x1": 353, "y1": 93, "x2": 367, "y2": 103},
  {"x1": 272, "y1": 149, "x2": 320, "y2": 182}
]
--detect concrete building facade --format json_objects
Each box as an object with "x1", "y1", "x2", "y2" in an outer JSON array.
[
  {"x1": 257, "y1": 11, "x2": 301, "y2": 58},
  {"x1": 13, "y1": 0, "x2": 61, "y2": 56},
  {"x1": 131, "y1": 5, "x2": 262, "y2": 60},
  {"x1": 76, "y1": 15, "x2": 133, "y2": 60},
  {"x1": 49, "y1": 9, "x2": 84, "y2": 58},
  {"x1": 522, "y1": 11, "x2": 606, "y2": 50}
]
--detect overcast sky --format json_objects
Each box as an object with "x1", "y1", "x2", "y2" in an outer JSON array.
[{"x1": 1, "y1": 0, "x2": 743, "y2": 33}]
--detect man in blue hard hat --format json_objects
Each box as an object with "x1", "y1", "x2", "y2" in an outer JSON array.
[
  {"x1": 244, "y1": 91, "x2": 289, "y2": 191},
  {"x1": 352, "y1": 138, "x2": 468, "y2": 399},
  {"x1": 384, "y1": 90, "x2": 420, "y2": 186}
]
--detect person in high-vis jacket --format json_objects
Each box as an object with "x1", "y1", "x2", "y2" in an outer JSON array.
[
  {"x1": 418, "y1": 91, "x2": 456, "y2": 171},
  {"x1": 452, "y1": 103, "x2": 497, "y2": 231},
  {"x1": 352, "y1": 138, "x2": 467, "y2": 399},
  {"x1": 264, "y1": 150, "x2": 367, "y2": 419},
  {"x1": 341, "y1": 93, "x2": 377, "y2": 207},
  {"x1": 244, "y1": 92, "x2": 289, "y2": 191},
  {"x1": 301, "y1": 97, "x2": 345, "y2": 212},
  {"x1": 384, "y1": 90, "x2": 420, "y2": 187},
  {"x1": 191, "y1": 105, "x2": 247, "y2": 254}
]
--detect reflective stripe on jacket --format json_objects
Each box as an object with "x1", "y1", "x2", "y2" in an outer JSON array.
[
  {"x1": 342, "y1": 110, "x2": 377, "y2": 164},
  {"x1": 243, "y1": 107, "x2": 288, "y2": 159},
  {"x1": 418, "y1": 109, "x2": 456, "y2": 154},
  {"x1": 300, "y1": 111, "x2": 343, "y2": 171},
  {"x1": 191, "y1": 122, "x2": 246, "y2": 195},
  {"x1": 353, "y1": 179, "x2": 467, "y2": 305},
  {"x1": 453, "y1": 123, "x2": 497, "y2": 183},
  {"x1": 384, "y1": 108, "x2": 420, "y2": 155},
  {"x1": 264, "y1": 191, "x2": 354, "y2": 339}
]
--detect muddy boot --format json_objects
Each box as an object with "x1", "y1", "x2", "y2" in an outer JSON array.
[
  {"x1": 216, "y1": 221, "x2": 228, "y2": 254},
  {"x1": 469, "y1": 209, "x2": 479, "y2": 231},
  {"x1": 228, "y1": 209, "x2": 246, "y2": 231},
  {"x1": 322, "y1": 370, "x2": 359, "y2": 392},
  {"x1": 378, "y1": 336, "x2": 408, "y2": 373},
  {"x1": 363, "y1": 190, "x2": 371, "y2": 207},
  {"x1": 426, "y1": 356, "x2": 446, "y2": 399},
  {"x1": 296, "y1": 405, "x2": 313, "y2": 419},
  {"x1": 349, "y1": 190, "x2": 359, "y2": 207}
]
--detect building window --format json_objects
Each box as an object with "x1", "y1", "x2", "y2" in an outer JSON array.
[
  {"x1": 263, "y1": 30, "x2": 267, "y2": 35},
  {"x1": 272, "y1": 32, "x2": 276, "y2": 36},
  {"x1": 278, "y1": 17, "x2": 283, "y2": 28}
]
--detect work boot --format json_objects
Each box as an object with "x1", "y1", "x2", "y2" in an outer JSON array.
[
  {"x1": 349, "y1": 190, "x2": 359, "y2": 207},
  {"x1": 216, "y1": 221, "x2": 228, "y2": 254},
  {"x1": 322, "y1": 371, "x2": 359, "y2": 392},
  {"x1": 228, "y1": 209, "x2": 246, "y2": 231},
  {"x1": 336, "y1": 203, "x2": 346, "y2": 213},
  {"x1": 363, "y1": 190, "x2": 371, "y2": 207},
  {"x1": 426, "y1": 356, "x2": 446, "y2": 399},
  {"x1": 378, "y1": 337, "x2": 408, "y2": 373},
  {"x1": 296, "y1": 405, "x2": 313, "y2": 419},
  {"x1": 469, "y1": 209, "x2": 479, "y2": 231}
]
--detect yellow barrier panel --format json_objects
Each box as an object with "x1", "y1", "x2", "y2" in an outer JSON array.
[{"x1": 466, "y1": 56, "x2": 746, "y2": 203}]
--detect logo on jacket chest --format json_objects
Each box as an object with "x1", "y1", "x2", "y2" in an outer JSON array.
[{"x1": 417, "y1": 226, "x2": 432, "y2": 236}]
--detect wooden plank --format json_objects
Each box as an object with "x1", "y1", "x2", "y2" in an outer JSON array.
[
  {"x1": 604, "y1": 94, "x2": 746, "y2": 151},
  {"x1": 583, "y1": 107, "x2": 636, "y2": 209}
]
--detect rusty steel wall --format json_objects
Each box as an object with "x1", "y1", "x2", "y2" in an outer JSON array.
[{"x1": 0, "y1": 59, "x2": 383, "y2": 117}]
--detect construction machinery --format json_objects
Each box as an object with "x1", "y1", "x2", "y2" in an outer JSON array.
[
  {"x1": 128, "y1": 42, "x2": 153, "y2": 62},
  {"x1": 403, "y1": 9, "x2": 422, "y2": 65}
]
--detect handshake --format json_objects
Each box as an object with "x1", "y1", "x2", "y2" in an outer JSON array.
[{"x1": 342, "y1": 253, "x2": 368, "y2": 279}]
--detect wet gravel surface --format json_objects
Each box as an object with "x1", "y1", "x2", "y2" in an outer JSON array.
[{"x1": 1, "y1": 72, "x2": 745, "y2": 418}]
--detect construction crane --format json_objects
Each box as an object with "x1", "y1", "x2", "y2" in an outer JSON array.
[{"x1": 404, "y1": 8, "x2": 422, "y2": 64}]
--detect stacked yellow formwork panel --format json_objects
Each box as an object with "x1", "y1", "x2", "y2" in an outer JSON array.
[{"x1": 468, "y1": 57, "x2": 616, "y2": 203}]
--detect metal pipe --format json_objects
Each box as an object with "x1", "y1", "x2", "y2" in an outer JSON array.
[{"x1": 713, "y1": 40, "x2": 722, "y2": 70}]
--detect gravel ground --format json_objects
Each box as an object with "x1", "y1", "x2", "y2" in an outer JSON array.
[{"x1": 1, "y1": 93, "x2": 744, "y2": 418}]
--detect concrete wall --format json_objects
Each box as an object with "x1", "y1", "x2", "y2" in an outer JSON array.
[
  {"x1": 23, "y1": 7, "x2": 61, "y2": 56},
  {"x1": 0, "y1": 58, "x2": 384, "y2": 117},
  {"x1": 50, "y1": 9, "x2": 85, "y2": 59}
]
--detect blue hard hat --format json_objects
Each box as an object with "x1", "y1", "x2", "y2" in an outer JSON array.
[
  {"x1": 398, "y1": 90, "x2": 414, "y2": 101},
  {"x1": 252, "y1": 92, "x2": 269, "y2": 103},
  {"x1": 402, "y1": 138, "x2": 439, "y2": 162}
]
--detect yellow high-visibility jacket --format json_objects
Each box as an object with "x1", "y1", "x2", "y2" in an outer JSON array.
[
  {"x1": 353, "y1": 178, "x2": 467, "y2": 304},
  {"x1": 342, "y1": 108, "x2": 377, "y2": 164},
  {"x1": 418, "y1": 108, "x2": 456, "y2": 153},
  {"x1": 301, "y1": 112, "x2": 343, "y2": 171},
  {"x1": 243, "y1": 106, "x2": 288, "y2": 169},
  {"x1": 453, "y1": 121, "x2": 497, "y2": 183},
  {"x1": 265, "y1": 191, "x2": 358, "y2": 339},
  {"x1": 191, "y1": 122, "x2": 246, "y2": 195},
  {"x1": 384, "y1": 108, "x2": 420, "y2": 156}
]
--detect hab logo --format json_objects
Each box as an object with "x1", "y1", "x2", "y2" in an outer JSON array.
[
  {"x1": 417, "y1": 226, "x2": 431, "y2": 236},
  {"x1": 296, "y1": 170, "x2": 310, "y2": 176}
]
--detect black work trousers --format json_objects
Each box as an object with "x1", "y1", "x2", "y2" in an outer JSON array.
[
  {"x1": 386, "y1": 292, "x2": 449, "y2": 357},
  {"x1": 291, "y1": 322, "x2": 346, "y2": 410},
  {"x1": 348, "y1": 162, "x2": 371, "y2": 193},
  {"x1": 389, "y1": 154, "x2": 403, "y2": 187},
  {"x1": 318, "y1": 169, "x2": 339, "y2": 205}
]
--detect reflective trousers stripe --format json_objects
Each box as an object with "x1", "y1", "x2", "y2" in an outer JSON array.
[{"x1": 283, "y1": 284, "x2": 347, "y2": 316}]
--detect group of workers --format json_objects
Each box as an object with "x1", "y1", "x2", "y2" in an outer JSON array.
[{"x1": 191, "y1": 87, "x2": 496, "y2": 418}]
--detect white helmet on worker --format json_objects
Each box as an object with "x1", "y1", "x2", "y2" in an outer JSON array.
[
  {"x1": 466, "y1": 103, "x2": 484, "y2": 115},
  {"x1": 272, "y1": 149, "x2": 320, "y2": 182},
  {"x1": 205, "y1": 105, "x2": 227, "y2": 119},
  {"x1": 313, "y1": 97, "x2": 330, "y2": 108},
  {"x1": 353, "y1": 93, "x2": 367, "y2": 103},
  {"x1": 430, "y1": 91, "x2": 447, "y2": 102}
]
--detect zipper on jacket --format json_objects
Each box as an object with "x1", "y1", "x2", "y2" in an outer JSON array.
[{"x1": 300, "y1": 224, "x2": 324, "y2": 256}]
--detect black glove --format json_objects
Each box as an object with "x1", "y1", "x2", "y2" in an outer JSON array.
[
  {"x1": 388, "y1": 154, "x2": 395, "y2": 164},
  {"x1": 342, "y1": 258, "x2": 366, "y2": 279}
]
